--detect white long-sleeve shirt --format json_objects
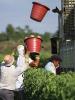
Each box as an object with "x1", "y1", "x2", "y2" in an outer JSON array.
[
  {"x1": 16, "y1": 55, "x2": 32, "y2": 90},
  {"x1": 45, "y1": 62, "x2": 56, "y2": 75},
  {"x1": 0, "y1": 62, "x2": 29, "y2": 90},
  {"x1": 16, "y1": 45, "x2": 33, "y2": 90}
]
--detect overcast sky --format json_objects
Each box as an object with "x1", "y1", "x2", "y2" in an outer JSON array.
[{"x1": 0, "y1": 0, "x2": 61, "y2": 34}]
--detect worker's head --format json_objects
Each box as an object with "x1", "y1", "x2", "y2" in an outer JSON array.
[
  {"x1": 4, "y1": 55, "x2": 14, "y2": 67},
  {"x1": 50, "y1": 55, "x2": 62, "y2": 67},
  {"x1": 17, "y1": 45, "x2": 24, "y2": 55}
]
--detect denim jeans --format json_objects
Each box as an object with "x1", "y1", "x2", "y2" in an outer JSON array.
[{"x1": 0, "y1": 89, "x2": 14, "y2": 100}]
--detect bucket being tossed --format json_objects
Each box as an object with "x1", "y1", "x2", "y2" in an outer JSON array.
[{"x1": 30, "y1": 2, "x2": 50, "y2": 22}]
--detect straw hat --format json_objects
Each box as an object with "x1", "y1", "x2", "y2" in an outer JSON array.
[{"x1": 4, "y1": 55, "x2": 14, "y2": 67}]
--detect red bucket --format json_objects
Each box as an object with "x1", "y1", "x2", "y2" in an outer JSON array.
[
  {"x1": 24, "y1": 35, "x2": 42, "y2": 53},
  {"x1": 30, "y1": 2, "x2": 50, "y2": 22}
]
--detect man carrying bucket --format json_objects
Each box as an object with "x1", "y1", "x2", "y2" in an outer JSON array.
[
  {"x1": 24, "y1": 35, "x2": 42, "y2": 67},
  {"x1": 15, "y1": 44, "x2": 40, "y2": 100}
]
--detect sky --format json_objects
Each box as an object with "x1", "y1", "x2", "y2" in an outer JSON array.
[{"x1": 0, "y1": 0, "x2": 61, "y2": 34}]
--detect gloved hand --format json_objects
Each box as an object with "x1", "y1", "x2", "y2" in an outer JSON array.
[{"x1": 17, "y1": 45, "x2": 24, "y2": 56}]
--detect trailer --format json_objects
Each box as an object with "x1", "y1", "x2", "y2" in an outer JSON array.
[{"x1": 51, "y1": 0, "x2": 75, "y2": 72}]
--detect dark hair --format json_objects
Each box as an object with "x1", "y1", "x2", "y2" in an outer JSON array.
[
  {"x1": 29, "y1": 53, "x2": 39, "y2": 61},
  {"x1": 50, "y1": 55, "x2": 62, "y2": 62}
]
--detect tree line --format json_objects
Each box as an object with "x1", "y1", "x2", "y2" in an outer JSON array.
[{"x1": 0, "y1": 24, "x2": 51, "y2": 42}]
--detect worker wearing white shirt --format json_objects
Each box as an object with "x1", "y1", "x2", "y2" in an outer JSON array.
[
  {"x1": 15, "y1": 45, "x2": 40, "y2": 100},
  {"x1": 45, "y1": 55, "x2": 62, "y2": 75},
  {"x1": 0, "y1": 54, "x2": 29, "y2": 100},
  {"x1": 15, "y1": 45, "x2": 31, "y2": 100}
]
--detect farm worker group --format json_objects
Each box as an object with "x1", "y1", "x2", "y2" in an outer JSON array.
[{"x1": 0, "y1": 36, "x2": 62, "y2": 100}]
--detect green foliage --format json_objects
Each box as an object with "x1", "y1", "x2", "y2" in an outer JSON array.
[
  {"x1": 6, "y1": 24, "x2": 15, "y2": 40},
  {"x1": 0, "y1": 33, "x2": 8, "y2": 41},
  {"x1": 40, "y1": 51, "x2": 51, "y2": 67},
  {"x1": 0, "y1": 54, "x2": 4, "y2": 63},
  {"x1": 0, "y1": 24, "x2": 52, "y2": 42},
  {"x1": 42, "y1": 32, "x2": 51, "y2": 42},
  {"x1": 23, "y1": 68, "x2": 75, "y2": 100}
]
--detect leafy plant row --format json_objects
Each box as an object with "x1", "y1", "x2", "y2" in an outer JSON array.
[{"x1": 23, "y1": 68, "x2": 75, "y2": 100}]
